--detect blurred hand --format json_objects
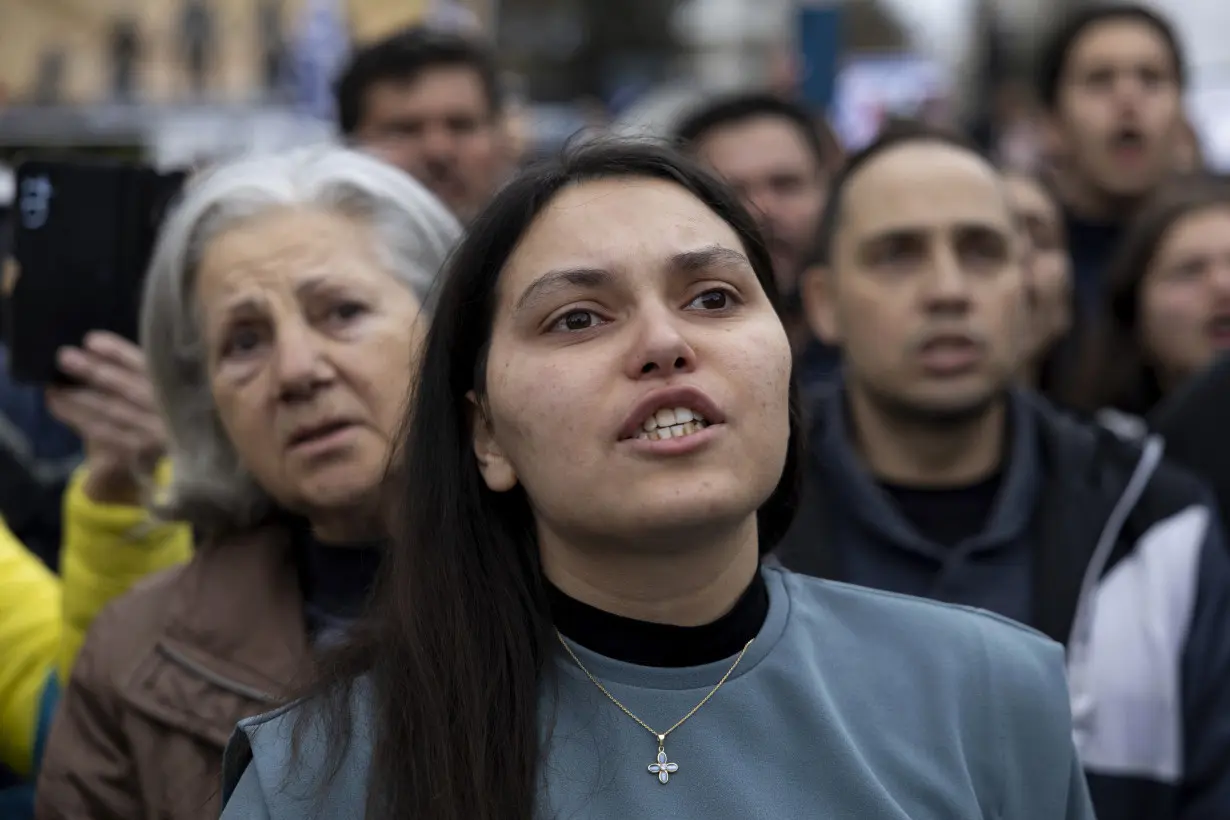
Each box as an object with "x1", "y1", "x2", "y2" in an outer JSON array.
[{"x1": 46, "y1": 331, "x2": 167, "y2": 505}]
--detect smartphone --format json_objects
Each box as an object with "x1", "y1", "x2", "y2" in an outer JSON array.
[{"x1": 2, "y1": 157, "x2": 187, "y2": 385}]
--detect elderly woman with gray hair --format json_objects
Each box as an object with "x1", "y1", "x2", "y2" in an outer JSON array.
[{"x1": 34, "y1": 146, "x2": 461, "y2": 820}]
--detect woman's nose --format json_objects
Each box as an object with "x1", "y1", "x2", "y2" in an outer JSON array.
[
  {"x1": 627, "y1": 311, "x2": 698, "y2": 378},
  {"x1": 273, "y1": 325, "x2": 335, "y2": 400}
]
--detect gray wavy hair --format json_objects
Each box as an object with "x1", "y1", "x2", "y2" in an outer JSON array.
[{"x1": 141, "y1": 145, "x2": 463, "y2": 536}]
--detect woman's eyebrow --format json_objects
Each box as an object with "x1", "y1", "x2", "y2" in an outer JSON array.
[
  {"x1": 511, "y1": 245, "x2": 752, "y2": 318},
  {"x1": 513, "y1": 267, "x2": 613, "y2": 317},
  {"x1": 670, "y1": 245, "x2": 750, "y2": 273}
]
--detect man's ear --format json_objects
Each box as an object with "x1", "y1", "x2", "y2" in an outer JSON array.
[
  {"x1": 466, "y1": 391, "x2": 518, "y2": 492},
  {"x1": 499, "y1": 110, "x2": 528, "y2": 174},
  {"x1": 799, "y1": 264, "x2": 842, "y2": 345}
]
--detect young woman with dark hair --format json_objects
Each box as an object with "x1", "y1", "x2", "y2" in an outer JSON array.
[
  {"x1": 219, "y1": 141, "x2": 1094, "y2": 820},
  {"x1": 1064, "y1": 176, "x2": 1230, "y2": 435}
]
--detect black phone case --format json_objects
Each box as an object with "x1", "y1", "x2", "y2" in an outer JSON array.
[{"x1": 3, "y1": 158, "x2": 186, "y2": 385}]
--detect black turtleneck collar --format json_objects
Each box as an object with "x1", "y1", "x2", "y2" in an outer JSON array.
[
  {"x1": 292, "y1": 521, "x2": 382, "y2": 640},
  {"x1": 550, "y1": 569, "x2": 768, "y2": 668}
]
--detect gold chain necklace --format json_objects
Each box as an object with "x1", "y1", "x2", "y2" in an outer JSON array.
[{"x1": 555, "y1": 630, "x2": 754, "y2": 785}]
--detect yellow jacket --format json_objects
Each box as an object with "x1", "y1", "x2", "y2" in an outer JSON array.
[{"x1": 0, "y1": 468, "x2": 191, "y2": 778}]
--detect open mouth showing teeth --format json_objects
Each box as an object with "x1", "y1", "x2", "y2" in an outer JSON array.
[{"x1": 635, "y1": 407, "x2": 710, "y2": 441}]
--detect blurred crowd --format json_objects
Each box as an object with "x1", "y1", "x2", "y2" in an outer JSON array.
[{"x1": 4, "y1": 2, "x2": 1230, "y2": 819}]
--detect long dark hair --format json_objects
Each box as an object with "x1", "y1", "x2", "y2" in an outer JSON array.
[
  {"x1": 1064, "y1": 175, "x2": 1230, "y2": 416},
  {"x1": 300, "y1": 140, "x2": 805, "y2": 820}
]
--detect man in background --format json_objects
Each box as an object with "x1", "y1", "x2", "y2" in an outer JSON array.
[
  {"x1": 334, "y1": 27, "x2": 513, "y2": 222},
  {"x1": 1038, "y1": 3, "x2": 1188, "y2": 316},
  {"x1": 674, "y1": 93, "x2": 835, "y2": 295},
  {"x1": 674, "y1": 92, "x2": 841, "y2": 388},
  {"x1": 775, "y1": 123, "x2": 1230, "y2": 820}
]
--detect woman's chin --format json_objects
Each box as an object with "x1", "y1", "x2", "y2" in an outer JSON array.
[
  {"x1": 291, "y1": 470, "x2": 382, "y2": 518},
  {"x1": 600, "y1": 494, "x2": 761, "y2": 546}
]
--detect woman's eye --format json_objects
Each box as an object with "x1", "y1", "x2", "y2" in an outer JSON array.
[
  {"x1": 688, "y1": 290, "x2": 731, "y2": 311},
  {"x1": 330, "y1": 301, "x2": 367, "y2": 322},
  {"x1": 1167, "y1": 259, "x2": 1207, "y2": 281},
  {"x1": 550, "y1": 310, "x2": 602, "y2": 333},
  {"x1": 222, "y1": 326, "x2": 264, "y2": 358}
]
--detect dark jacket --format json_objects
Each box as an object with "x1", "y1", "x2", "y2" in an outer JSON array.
[
  {"x1": 773, "y1": 387, "x2": 1230, "y2": 820},
  {"x1": 1151, "y1": 354, "x2": 1230, "y2": 527},
  {"x1": 1065, "y1": 210, "x2": 1124, "y2": 320}
]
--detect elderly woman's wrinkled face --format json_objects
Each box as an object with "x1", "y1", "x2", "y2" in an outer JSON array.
[{"x1": 195, "y1": 207, "x2": 424, "y2": 537}]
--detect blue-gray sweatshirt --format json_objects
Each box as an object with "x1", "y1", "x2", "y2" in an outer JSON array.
[
  {"x1": 774, "y1": 387, "x2": 1230, "y2": 820},
  {"x1": 219, "y1": 567, "x2": 1094, "y2": 819}
]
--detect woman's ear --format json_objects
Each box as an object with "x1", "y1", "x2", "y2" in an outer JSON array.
[{"x1": 467, "y1": 391, "x2": 518, "y2": 492}]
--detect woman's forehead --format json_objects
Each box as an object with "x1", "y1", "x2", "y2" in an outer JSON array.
[
  {"x1": 498, "y1": 178, "x2": 746, "y2": 292},
  {"x1": 194, "y1": 210, "x2": 388, "y2": 312},
  {"x1": 200, "y1": 209, "x2": 368, "y2": 272}
]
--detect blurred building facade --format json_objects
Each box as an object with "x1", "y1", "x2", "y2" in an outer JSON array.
[
  {"x1": 0, "y1": 0, "x2": 501, "y2": 106},
  {"x1": 4, "y1": 0, "x2": 1224, "y2": 167},
  {"x1": 0, "y1": 0, "x2": 1051, "y2": 120},
  {"x1": 0, "y1": 0, "x2": 494, "y2": 164}
]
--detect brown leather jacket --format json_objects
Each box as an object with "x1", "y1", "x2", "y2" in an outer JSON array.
[{"x1": 34, "y1": 526, "x2": 310, "y2": 819}]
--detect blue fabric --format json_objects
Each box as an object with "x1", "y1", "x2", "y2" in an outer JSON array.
[
  {"x1": 0, "y1": 785, "x2": 34, "y2": 820},
  {"x1": 31, "y1": 671, "x2": 59, "y2": 778},
  {"x1": 0, "y1": 673, "x2": 58, "y2": 820},
  {"x1": 220, "y1": 568, "x2": 1095, "y2": 819}
]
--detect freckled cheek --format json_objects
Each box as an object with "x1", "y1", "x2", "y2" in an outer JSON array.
[
  {"x1": 724, "y1": 330, "x2": 793, "y2": 436},
  {"x1": 488, "y1": 361, "x2": 606, "y2": 463}
]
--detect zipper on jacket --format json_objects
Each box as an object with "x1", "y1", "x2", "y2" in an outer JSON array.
[
  {"x1": 1066, "y1": 434, "x2": 1164, "y2": 748},
  {"x1": 157, "y1": 643, "x2": 280, "y2": 704}
]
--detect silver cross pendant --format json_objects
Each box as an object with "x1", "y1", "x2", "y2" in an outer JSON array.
[{"x1": 647, "y1": 745, "x2": 679, "y2": 785}]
